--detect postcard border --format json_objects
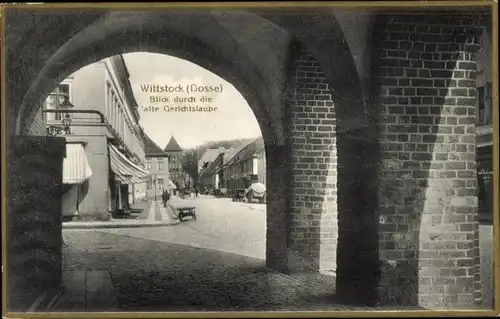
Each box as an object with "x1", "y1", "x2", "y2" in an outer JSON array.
[{"x1": 1, "y1": 1, "x2": 498, "y2": 318}]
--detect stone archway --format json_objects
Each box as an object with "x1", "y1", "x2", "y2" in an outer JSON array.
[
  {"x1": 9, "y1": 8, "x2": 369, "y2": 269},
  {"x1": 5, "y1": 7, "x2": 371, "y2": 310},
  {"x1": 5, "y1": 6, "x2": 494, "y2": 311}
]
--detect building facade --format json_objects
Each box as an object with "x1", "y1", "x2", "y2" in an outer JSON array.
[
  {"x1": 199, "y1": 149, "x2": 225, "y2": 193},
  {"x1": 224, "y1": 137, "x2": 266, "y2": 193},
  {"x1": 163, "y1": 136, "x2": 184, "y2": 187},
  {"x1": 198, "y1": 148, "x2": 218, "y2": 191},
  {"x1": 198, "y1": 149, "x2": 219, "y2": 173},
  {"x1": 44, "y1": 54, "x2": 149, "y2": 220},
  {"x1": 199, "y1": 147, "x2": 240, "y2": 193},
  {"x1": 144, "y1": 135, "x2": 172, "y2": 196}
]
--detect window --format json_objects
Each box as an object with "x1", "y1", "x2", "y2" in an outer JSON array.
[
  {"x1": 113, "y1": 97, "x2": 119, "y2": 131},
  {"x1": 146, "y1": 159, "x2": 151, "y2": 170},
  {"x1": 119, "y1": 107, "x2": 124, "y2": 138},
  {"x1": 110, "y1": 93, "x2": 116, "y2": 129},
  {"x1": 478, "y1": 171, "x2": 491, "y2": 211},
  {"x1": 121, "y1": 109, "x2": 126, "y2": 138},
  {"x1": 157, "y1": 178, "x2": 164, "y2": 190},
  {"x1": 478, "y1": 146, "x2": 493, "y2": 222},
  {"x1": 252, "y1": 157, "x2": 258, "y2": 175},
  {"x1": 45, "y1": 83, "x2": 71, "y2": 121},
  {"x1": 105, "y1": 82, "x2": 112, "y2": 120},
  {"x1": 158, "y1": 159, "x2": 164, "y2": 171},
  {"x1": 477, "y1": 82, "x2": 492, "y2": 125}
]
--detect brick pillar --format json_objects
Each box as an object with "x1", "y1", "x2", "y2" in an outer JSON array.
[
  {"x1": 373, "y1": 14, "x2": 483, "y2": 308},
  {"x1": 335, "y1": 126, "x2": 380, "y2": 306},
  {"x1": 284, "y1": 44, "x2": 338, "y2": 273},
  {"x1": 7, "y1": 136, "x2": 66, "y2": 311},
  {"x1": 265, "y1": 143, "x2": 291, "y2": 272}
]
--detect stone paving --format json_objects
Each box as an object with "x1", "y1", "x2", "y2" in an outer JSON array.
[
  {"x1": 129, "y1": 198, "x2": 153, "y2": 220},
  {"x1": 56, "y1": 197, "x2": 493, "y2": 313},
  {"x1": 62, "y1": 230, "x2": 374, "y2": 312},
  {"x1": 62, "y1": 200, "x2": 178, "y2": 229}
]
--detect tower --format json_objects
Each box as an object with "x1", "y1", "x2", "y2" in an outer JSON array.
[{"x1": 163, "y1": 135, "x2": 183, "y2": 186}]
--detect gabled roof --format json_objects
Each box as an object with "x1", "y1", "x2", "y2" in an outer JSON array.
[
  {"x1": 200, "y1": 147, "x2": 236, "y2": 176},
  {"x1": 221, "y1": 148, "x2": 236, "y2": 164},
  {"x1": 225, "y1": 138, "x2": 261, "y2": 166},
  {"x1": 145, "y1": 135, "x2": 169, "y2": 158},
  {"x1": 198, "y1": 148, "x2": 220, "y2": 170},
  {"x1": 228, "y1": 137, "x2": 264, "y2": 165},
  {"x1": 164, "y1": 136, "x2": 183, "y2": 152},
  {"x1": 204, "y1": 152, "x2": 223, "y2": 176}
]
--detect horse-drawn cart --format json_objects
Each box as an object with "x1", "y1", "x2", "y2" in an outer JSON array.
[
  {"x1": 232, "y1": 189, "x2": 246, "y2": 202},
  {"x1": 176, "y1": 204, "x2": 196, "y2": 222},
  {"x1": 245, "y1": 182, "x2": 267, "y2": 204},
  {"x1": 215, "y1": 188, "x2": 228, "y2": 198}
]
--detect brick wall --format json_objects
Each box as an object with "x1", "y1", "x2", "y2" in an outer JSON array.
[
  {"x1": 372, "y1": 14, "x2": 483, "y2": 308},
  {"x1": 285, "y1": 43, "x2": 338, "y2": 273},
  {"x1": 7, "y1": 136, "x2": 66, "y2": 311}
]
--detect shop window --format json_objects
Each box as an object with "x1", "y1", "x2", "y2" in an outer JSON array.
[
  {"x1": 477, "y1": 146, "x2": 493, "y2": 223},
  {"x1": 477, "y1": 82, "x2": 492, "y2": 125},
  {"x1": 478, "y1": 170, "x2": 493, "y2": 222}
]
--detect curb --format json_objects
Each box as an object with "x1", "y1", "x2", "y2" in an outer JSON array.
[
  {"x1": 62, "y1": 220, "x2": 180, "y2": 230},
  {"x1": 164, "y1": 203, "x2": 181, "y2": 221}
]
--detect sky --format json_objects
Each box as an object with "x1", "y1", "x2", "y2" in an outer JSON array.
[{"x1": 123, "y1": 52, "x2": 262, "y2": 150}]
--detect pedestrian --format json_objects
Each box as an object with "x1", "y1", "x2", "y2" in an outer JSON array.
[
  {"x1": 161, "y1": 189, "x2": 170, "y2": 207},
  {"x1": 195, "y1": 185, "x2": 199, "y2": 197}
]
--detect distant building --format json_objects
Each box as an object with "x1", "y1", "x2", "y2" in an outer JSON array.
[
  {"x1": 180, "y1": 171, "x2": 195, "y2": 190},
  {"x1": 224, "y1": 137, "x2": 266, "y2": 193},
  {"x1": 163, "y1": 136, "x2": 184, "y2": 187},
  {"x1": 198, "y1": 148, "x2": 220, "y2": 174},
  {"x1": 144, "y1": 135, "x2": 173, "y2": 194},
  {"x1": 44, "y1": 54, "x2": 149, "y2": 220},
  {"x1": 199, "y1": 147, "x2": 232, "y2": 192}
]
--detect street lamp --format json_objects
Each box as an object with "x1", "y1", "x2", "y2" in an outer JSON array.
[{"x1": 47, "y1": 94, "x2": 74, "y2": 136}]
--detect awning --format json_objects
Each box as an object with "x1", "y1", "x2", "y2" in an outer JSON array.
[
  {"x1": 63, "y1": 143, "x2": 93, "y2": 184},
  {"x1": 109, "y1": 144, "x2": 149, "y2": 184},
  {"x1": 169, "y1": 180, "x2": 177, "y2": 189}
]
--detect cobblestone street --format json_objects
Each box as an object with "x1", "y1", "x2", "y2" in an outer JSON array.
[
  {"x1": 50, "y1": 195, "x2": 492, "y2": 312},
  {"x1": 61, "y1": 230, "x2": 367, "y2": 312}
]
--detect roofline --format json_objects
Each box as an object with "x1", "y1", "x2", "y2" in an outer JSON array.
[
  {"x1": 117, "y1": 54, "x2": 140, "y2": 121},
  {"x1": 145, "y1": 153, "x2": 170, "y2": 158},
  {"x1": 164, "y1": 136, "x2": 184, "y2": 152},
  {"x1": 201, "y1": 152, "x2": 224, "y2": 176},
  {"x1": 225, "y1": 138, "x2": 262, "y2": 166}
]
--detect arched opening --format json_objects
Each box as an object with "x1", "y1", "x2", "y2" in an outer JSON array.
[
  {"x1": 5, "y1": 8, "x2": 372, "y2": 312},
  {"x1": 53, "y1": 52, "x2": 274, "y2": 311},
  {"x1": 5, "y1": 7, "x2": 495, "y2": 311}
]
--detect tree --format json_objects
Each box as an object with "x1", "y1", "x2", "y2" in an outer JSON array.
[{"x1": 182, "y1": 150, "x2": 199, "y2": 184}]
